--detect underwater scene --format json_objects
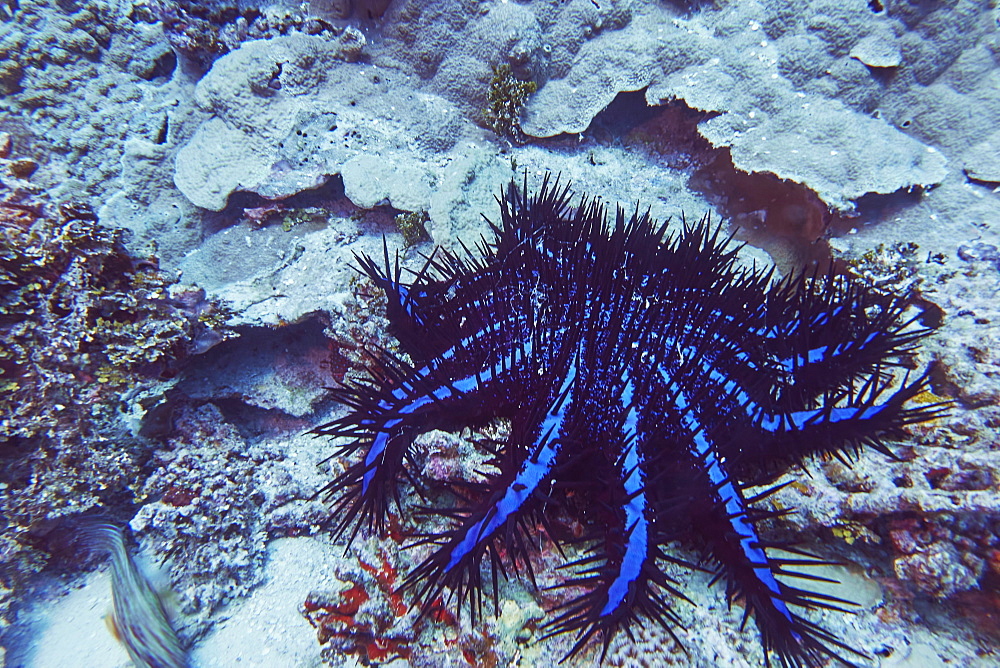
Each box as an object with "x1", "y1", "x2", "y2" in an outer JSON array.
[{"x1": 2, "y1": 1, "x2": 1000, "y2": 666}]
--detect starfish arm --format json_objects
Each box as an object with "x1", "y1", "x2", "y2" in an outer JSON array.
[
  {"x1": 542, "y1": 499, "x2": 685, "y2": 664},
  {"x1": 404, "y1": 357, "x2": 578, "y2": 621},
  {"x1": 355, "y1": 240, "x2": 507, "y2": 362},
  {"x1": 311, "y1": 332, "x2": 533, "y2": 539},
  {"x1": 689, "y1": 429, "x2": 863, "y2": 667},
  {"x1": 759, "y1": 274, "x2": 928, "y2": 399},
  {"x1": 653, "y1": 361, "x2": 863, "y2": 667},
  {"x1": 542, "y1": 376, "x2": 688, "y2": 662},
  {"x1": 353, "y1": 240, "x2": 442, "y2": 355},
  {"x1": 741, "y1": 367, "x2": 947, "y2": 468}
]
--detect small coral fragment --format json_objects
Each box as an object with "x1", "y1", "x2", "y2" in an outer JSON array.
[
  {"x1": 483, "y1": 63, "x2": 537, "y2": 141},
  {"x1": 847, "y1": 241, "x2": 922, "y2": 296},
  {"x1": 393, "y1": 210, "x2": 430, "y2": 247}
]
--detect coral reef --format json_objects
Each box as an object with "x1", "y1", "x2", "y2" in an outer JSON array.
[
  {"x1": 159, "y1": 0, "x2": 374, "y2": 70},
  {"x1": 341, "y1": 154, "x2": 434, "y2": 212},
  {"x1": 302, "y1": 547, "x2": 424, "y2": 665},
  {"x1": 160, "y1": 1, "x2": 258, "y2": 70},
  {"x1": 0, "y1": 0, "x2": 179, "y2": 194},
  {"x1": 0, "y1": 198, "x2": 229, "y2": 447},
  {"x1": 0, "y1": 136, "x2": 231, "y2": 649},
  {"x1": 175, "y1": 318, "x2": 341, "y2": 418},
  {"x1": 171, "y1": 32, "x2": 449, "y2": 211},
  {"x1": 128, "y1": 396, "x2": 346, "y2": 638},
  {"x1": 301, "y1": 526, "x2": 544, "y2": 667},
  {"x1": 520, "y1": 1, "x2": 947, "y2": 212},
  {"x1": 845, "y1": 241, "x2": 923, "y2": 297},
  {"x1": 167, "y1": 0, "x2": 970, "y2": 255},
  {"x1": 308, "y1": 0, "x2": 394, "y2": 22},
  {"x1": 3, "y1": 1, "x2": 1000, "y2": 665}
]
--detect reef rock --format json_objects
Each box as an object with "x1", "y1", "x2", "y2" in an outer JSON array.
[
  {"x1": 850, "y1": 32, "x2": 903, "y2": 69},
  {"x1": 521, "y1": 1, "x2": 947, "y2": 212},
  {"x1": 174, "y1": 33, "x2": 455, "y2": 211},
  {"x1": 341, "y1": 153, "x2": 433, "y2": 211},
  {"x1": 963, "y1": 132, "x2": 1000, "y2": 183}
]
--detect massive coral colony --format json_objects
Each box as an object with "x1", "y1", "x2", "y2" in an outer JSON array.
[{"x1": 313, "y1": 175, "x2": 943, "y2": 666}]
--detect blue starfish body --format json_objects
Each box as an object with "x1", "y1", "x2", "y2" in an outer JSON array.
[{"x1": 313, "y1": 176, "x2": 944, "y2": 666}]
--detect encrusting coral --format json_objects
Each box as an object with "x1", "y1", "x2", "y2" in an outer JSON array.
[{"x1": 0, "y1": 137, "x2": 231, "y2": 637}]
